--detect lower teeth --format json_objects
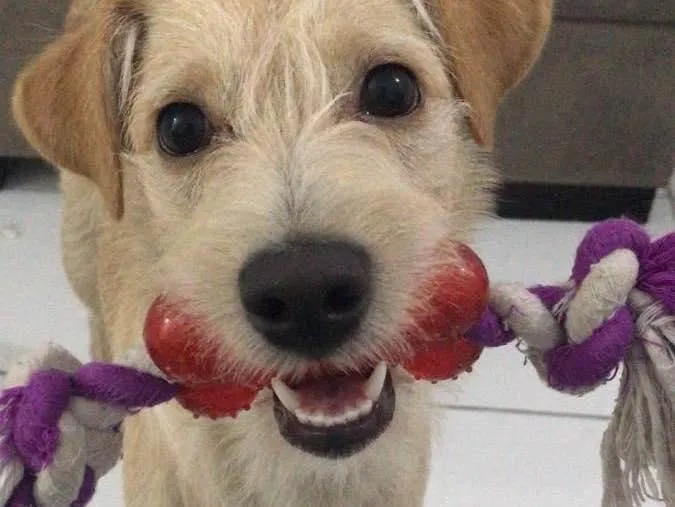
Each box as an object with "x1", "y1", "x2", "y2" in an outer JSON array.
[{"x1": 295, "y1": 399, "x2": 375, "y2": 428}]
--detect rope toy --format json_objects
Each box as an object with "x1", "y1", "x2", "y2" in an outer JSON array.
[
  {"x1": 467, "y1": 218, "x2": 674, "y2": 506},
  {"x1": 0, "y1": 346, "x2": 176, "y2": 507},
  {"x1": 0, "y1": 218, "x2": 672, "y2": 506}
]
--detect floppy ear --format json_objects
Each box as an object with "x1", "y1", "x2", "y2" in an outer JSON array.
[
  {"x1": 12, "y1": 3, "x2": 142, "y2": 219},
  {"x1": 430, "y1": 0, "x2": 553, "y2": 147}
]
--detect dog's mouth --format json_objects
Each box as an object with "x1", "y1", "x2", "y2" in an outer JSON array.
[{"x1": 271, "y1": 362, "x2": 394, "y2": 458}]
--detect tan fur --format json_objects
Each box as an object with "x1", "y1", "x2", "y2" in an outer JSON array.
[
  {"x1": 12, "y1": 0, "x2": 551, "y2": 505},
  {"x1": 432, "y1": 0, "x2": 553, "y2": 146}
]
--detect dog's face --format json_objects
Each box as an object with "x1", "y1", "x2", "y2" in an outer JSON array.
[
  {"x1": 127, "y1": 0, "x2": 490, "y2": 462},
  {"x1": 13, "y1": 0, "x2": 551, "y2": 488}
]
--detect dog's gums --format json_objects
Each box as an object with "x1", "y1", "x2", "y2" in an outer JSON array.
[{"x1": 144, "y1": 242, "x2": 489, "y2": 453}]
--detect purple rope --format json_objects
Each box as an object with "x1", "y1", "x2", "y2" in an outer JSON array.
[
  {"x1": 74, "y1": 363, "x2": 179, "y2": 407},
  {"x1": 573, "y1": 219, "x2": 674, "y2": 312},
  {"x1": 528, "y1": 285, "x2": 567, "y2": 311},
  {"x1": 544, "y1": 307, "x2": 634, "y2": 390},
  {"x1": 0, "y1": 387, "x2": 23, "y2": 464},
  {"x1": 13, "y1": 370, "x2": 72, "y2": 471},
  {"x1": 468, "y1": 220, "x2": 673, "y2": 393},
  {"x1": 6, "y1": 469, "x2": 36, "y2": 507},
  {"x1": 638, "y1": 232, "x2": 675, "y2": 313},
  {"x1": 72, "y1": 467, "x2": 96, "y2": 507},
  {"x1": 466, "y1": 284, "x2": 567, "y2": 348},
  {"x1": 540, "y1": 221, "x2": 673, "y2": 391},
  {"x1": 0, "y1": 363, "x2": 178, "y2": 506},
  {"x1": 572, "y1": 219, "x2": 650, "y2": 284},
  {"x1": 466, "y1": 308, "x2": 515, "y2": 347}
]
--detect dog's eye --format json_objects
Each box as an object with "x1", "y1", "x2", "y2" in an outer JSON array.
[
  {"x1": 360, "y1": 64, "x2": 421, "y2": 118},
  {"x1": 157, "y1": 103, "x2": 212, "y2": 156}
]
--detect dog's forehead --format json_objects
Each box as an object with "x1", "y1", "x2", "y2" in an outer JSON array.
[
  {"x1": 143, "y1": 0, "x2": 425, "y2": 53},
  {"x1": 131, "y1": 0, "x2": 441, "y2": 119},
  {"x1": 147, "y1": 0, "x2": 417, "y2": 24},
  {"x1": 127, "y1": 0, "x2": 448, "y2": 147}
]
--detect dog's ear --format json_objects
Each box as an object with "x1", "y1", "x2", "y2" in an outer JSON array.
[
  {"x1": 12, "y1": 3, "x2": 142, "y2": 219},
  {"x1": 429, "y1": 0, "x2": 553, "y2": 147}
]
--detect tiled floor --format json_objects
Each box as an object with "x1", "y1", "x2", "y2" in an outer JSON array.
[{"x1": 1, "y1": 164, "x2": 672, "y2": 506}]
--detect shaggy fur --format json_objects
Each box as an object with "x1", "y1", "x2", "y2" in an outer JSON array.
[{"x1": 12, "y1": 0, "x2": 552, "y2": 505}]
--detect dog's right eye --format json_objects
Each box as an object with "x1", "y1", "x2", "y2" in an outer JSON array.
[
  {"x1": 359, "y1": 63, "x2": 421, "y2": 118},
  {"x1": 157, "y1": 103, "x2": 212, "y2": 156}
]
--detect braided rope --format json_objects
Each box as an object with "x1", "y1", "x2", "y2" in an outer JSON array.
[
  {"x1": 467, "y1": 219, "x2": 675, "y2": 505},
  {"x1": 0, "y1": 344, "x2": 176, "y2": 506},
  {"x1": 468, "y1": 219, "x2": 673, "y2": 392}
]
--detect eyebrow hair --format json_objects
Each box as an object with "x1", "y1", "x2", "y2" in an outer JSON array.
[{"x1": 409, "y1": 0, "x2": 442, "y2": 42}]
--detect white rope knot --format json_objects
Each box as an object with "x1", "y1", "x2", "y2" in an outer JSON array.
[
  {"x1": 0, "y1": 344, "x2": 176, "y2": 506},
  {"x1": 467, "y1": 219, "x2": 675, "y2": 506}
]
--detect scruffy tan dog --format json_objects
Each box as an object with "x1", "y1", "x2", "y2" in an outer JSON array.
[{"x1": 12, "y1": 0, "x2": 551, "y2": 505}]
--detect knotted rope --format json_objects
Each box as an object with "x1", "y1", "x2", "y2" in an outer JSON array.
[
  {"x1": 0, "y1": 345, "x2": 176, "y2": 507},
  {"x1": 467, "y1": 219, "x2": 675, "y2": 505}
]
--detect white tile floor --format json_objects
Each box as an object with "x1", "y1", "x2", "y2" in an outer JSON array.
[{"x1": 1, "y1": 165, "x2": 672, "y2": 507}]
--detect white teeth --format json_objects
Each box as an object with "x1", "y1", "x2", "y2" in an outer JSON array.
[
  {"x1": 294, "y1": 399, "x2": 375, "y2": 428},
  {"x1": 271, "y1": 379, "x2": 301, "y2": 412},
  {"x1": 308, "y1": 413, "x2": 329, "y2": 427},
  {"x1": 296, "y1": 410, "x2": 311, "y2": 425},
  {"x1": 358, "y1": 399, "x2": 373, "y2": 416},
  {"x1": 343, "y1": 409, "x2": 361, "y2": 423},
  {"x1": 331, "y1": 414, "x2": 348, "y2": 426},
  {"x1": 364, "y1": 362, "x2": 388, "y2": 402}
]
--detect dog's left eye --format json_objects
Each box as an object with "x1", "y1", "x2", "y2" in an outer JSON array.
[
  {"x1": 360, "y1": 63, "x2": 421, "y2": 118},
  {"x1": 157, "y1": 103, "x2": 212, "y2": 156}
]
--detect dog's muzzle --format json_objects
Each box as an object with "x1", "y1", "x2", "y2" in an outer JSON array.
[{"x1": 143, "y1": 240, "x2": 488, "y2": 458}]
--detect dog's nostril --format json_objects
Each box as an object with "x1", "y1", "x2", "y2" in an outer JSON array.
[
  {"x1": 249, "y1": 297, "x2": 290, "y2": 324},
  {"x1": 323, "y1": 283, "x2": 363, "y2": 317}
]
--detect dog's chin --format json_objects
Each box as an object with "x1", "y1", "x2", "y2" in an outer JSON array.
[{"x1": 271, "y1": 364, "x2": 395, "y2": 458}]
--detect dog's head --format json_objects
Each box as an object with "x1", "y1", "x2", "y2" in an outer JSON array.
[{"x1": 13, "y1": 0, "x2": 551, "y2": 473}]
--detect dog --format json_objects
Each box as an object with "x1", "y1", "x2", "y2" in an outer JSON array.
[{"x1": 12, "y1": 0, "x2": 552, "y2": 505}]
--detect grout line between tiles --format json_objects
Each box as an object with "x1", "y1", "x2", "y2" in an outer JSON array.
[{"x1": 436, "y1": 403, "x2": 611, "y2": 421}]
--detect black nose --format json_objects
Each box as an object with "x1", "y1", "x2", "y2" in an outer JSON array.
[{"x1": 238, "y1": 239, "x2": 373, "y2": 358}]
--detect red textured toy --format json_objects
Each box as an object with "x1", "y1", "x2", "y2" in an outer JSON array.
[
  {"x1": 177, "y1": 383, "x2": 260, "y2": 419},
  {"x1": 144, "y1": 299, "x2": 222, "y2": 385},
  {"x1": 402, "y1": 242, "x2": 488, "y2": 380},
  {"x1": 144, "y1": 298, "x2": 269, "y2": 417},
  {"x1": 144, "y1": 242, "x2": 489, "y2": 417}
]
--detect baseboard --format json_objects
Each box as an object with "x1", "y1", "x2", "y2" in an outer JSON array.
[
  {"x1": 0, "y1": 166, "x2": 6, "y2": 189},
  {"x1": 497, "y1": 183, "x2": 656, "y2": 223}
]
